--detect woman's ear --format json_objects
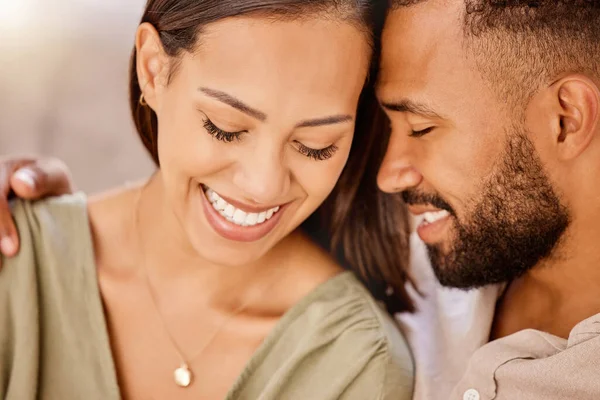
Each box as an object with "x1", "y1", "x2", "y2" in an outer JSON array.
[{"x1": 135, "y1": 22, "x2": 169, "y2": 110}]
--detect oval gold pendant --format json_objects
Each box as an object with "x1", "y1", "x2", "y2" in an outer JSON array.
[{"x1": 174, "y1": 364, "x2": 193, "y2": 387}]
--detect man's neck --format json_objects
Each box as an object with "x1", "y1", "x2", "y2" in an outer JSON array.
[{"x1": 491, "y1": 220, "x2": 600, "y2": 340}]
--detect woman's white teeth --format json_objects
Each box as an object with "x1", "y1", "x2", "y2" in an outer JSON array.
[
  {"x1": 423, "y1": 210, "x2": 450, "y2": 224},
  {"x1": 232, "y1": 209, "x2": 245, "y2": 225},
  {"x1": 224, "y1": 204, "x2": 235, "y2": 218},
  {"x1": 246, "y1": 212, "x2": 258, "y2": 225},
  {"x1": 205, "y1": 188, "x2": 280, "y2": 227},
  {"x1": 257, "y1": 212, "x2": 266, "y2": 224},
  {"x1": 208, "y1": 190, "x2": 219, "y2": 203}
]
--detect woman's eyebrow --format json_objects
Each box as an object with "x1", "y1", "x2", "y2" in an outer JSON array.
[
  {"x1": 199, "y1": 87, "x2": 353, "y2": 128},
  {"x1": 296, "y1": 115, "x2": 353, "y2": 128},
  {"x1": 199, "y1": 87, "x2": 267, "y2": 121}
]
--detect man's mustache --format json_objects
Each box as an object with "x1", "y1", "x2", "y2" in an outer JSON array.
[{"x1": 401, "y1": 189, "x2": 454, "y2": 215}]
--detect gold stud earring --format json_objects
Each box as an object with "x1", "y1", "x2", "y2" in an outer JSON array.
[{"x1": 139, "y1": 93, "x2": 148, "y2": 107}]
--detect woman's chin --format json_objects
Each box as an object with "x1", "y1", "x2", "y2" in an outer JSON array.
[{"x1": 187, "y1": 235, "x2": 271, "y2": 268}]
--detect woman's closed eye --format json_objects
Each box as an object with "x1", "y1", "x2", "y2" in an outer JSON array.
[
  {"x1": 203, "y1": 118, "x2": 245, "y2": 143},
  {"x1": 409, "y1": 126, "x2": 435, "y2": 138},
  {"x1": 204, "y1": 117, "x2": 339, "y2": 161},
  {"x1": 294, "y1": 141, "x2": 339, "y2": 161}
]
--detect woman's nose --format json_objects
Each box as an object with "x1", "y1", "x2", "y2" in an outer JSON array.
[{"x1": 233, "y1": 151, "x2": 291, "y2": 206}]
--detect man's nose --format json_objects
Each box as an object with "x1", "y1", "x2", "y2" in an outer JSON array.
[{"x1": 377, "y1": 131, "x2": 423, "y2": 193}]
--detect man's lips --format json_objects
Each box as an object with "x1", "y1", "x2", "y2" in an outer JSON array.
[{"x1": 408, "y1": 204, "x2": 453, "y2": 243}]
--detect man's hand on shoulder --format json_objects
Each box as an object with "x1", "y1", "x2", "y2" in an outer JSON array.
[{"x1": 0, "y1": 156, "x2": 75, "y2": 269}]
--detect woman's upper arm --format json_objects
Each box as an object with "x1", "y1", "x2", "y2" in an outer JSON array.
[{"x1": 339, "y1": 345, "x2": 415, "y2": 400}]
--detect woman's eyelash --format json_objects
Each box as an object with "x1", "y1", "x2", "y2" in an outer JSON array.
[
  {"x1": 295, "y1": 142, "x2": 339, "y2": 161},
  {"x1": 203, "y1": 118, "x2": 244, "y2": 143},
  {"x1": 410, "y1": 127, "x2": 434, "y2": 138},
  {"x1": 203, "y1": 117, "x2": 337, "y2": 161}
]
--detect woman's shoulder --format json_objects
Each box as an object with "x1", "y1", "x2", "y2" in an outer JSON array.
[
  {"x1": 6, "y1": 192, "x2": 90, "y2": 259},
  {"x1": 10, "y1": 191, "x2": 87, "y2": 218},
  {"x1": 0, "y1": 192, "x2": 92, "y2": 290},
  {"x1": 0, "y1": 193, "x2": 119, "y2": 399},
  {"x1": 241, "y1": 271, "x2": 414, "y2": 400},
  {"x1": 303, "y1": 272, "x2": 414, "y2": 371},
  {"x1": 329, "y1": 274, "x2": 415, "y2": 399}
]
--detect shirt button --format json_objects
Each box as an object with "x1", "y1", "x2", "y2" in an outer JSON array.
[{"x1": 463, "y1": 389, "x2": 480, "y2": 400}]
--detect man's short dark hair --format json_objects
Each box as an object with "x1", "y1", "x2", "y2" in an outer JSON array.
[{"x1": 390, "y1": 0, "x2": 600, "y2": 111}]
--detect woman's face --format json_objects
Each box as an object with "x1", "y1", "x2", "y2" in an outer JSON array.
[{"x1": 140, "y1": 16, "x2": 370, "y2": 266}]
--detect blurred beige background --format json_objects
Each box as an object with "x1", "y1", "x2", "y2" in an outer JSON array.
[{"x1": 0, "y1": 0, "x2": 154, "y2": 192}]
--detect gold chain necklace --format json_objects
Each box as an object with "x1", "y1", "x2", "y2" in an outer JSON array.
[
  {"x1": 133, "y1": 184, "x2": 284, "y2": 388},
  {"x1": 142, "y1": 267, "x2": 254, "y2": 387}
]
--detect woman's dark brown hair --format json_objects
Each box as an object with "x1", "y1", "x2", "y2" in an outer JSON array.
[{"x1": 129, "y1": 0, "x2": 414, "y2": 314}]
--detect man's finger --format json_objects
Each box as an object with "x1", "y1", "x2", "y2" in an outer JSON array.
[
  {"x1": 0, "y1": 156, "x2": 75, "y2": 267},
  {"x1": 10, "y1": 159, "x2": 75, "y2": 199},
  {"x1": 0, "y1": 157, "x2": 35, "y2": 198},
  {"x1": 0, "y1": 158, "x2": 36, "y2": 267},
  {"x1": 0, "y1": 198, "x2": 19, "y2": 270}
]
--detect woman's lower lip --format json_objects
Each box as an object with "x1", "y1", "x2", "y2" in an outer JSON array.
[
  {"x1": 201, "y1": 187, "x2": 285, "y2": 243},
  {"x1": 416, "y1": 215, "x2": 451, "y2": 244}
]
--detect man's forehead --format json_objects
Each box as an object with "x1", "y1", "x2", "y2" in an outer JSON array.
[
  {"x1": 389, "y1": 0, "x2": 461, "y2": 12},
  {"x1": 378, "y1": 3, "x2": 464, "y2": 100}
]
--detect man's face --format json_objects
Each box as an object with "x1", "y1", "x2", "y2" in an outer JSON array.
[{"x1": 376, "y1": 1, "x2": 570, "y2": 289}]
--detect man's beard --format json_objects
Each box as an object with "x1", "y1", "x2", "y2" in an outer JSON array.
[{"x1": 403, "y1": 132, "x2": 570, "y2": 289}]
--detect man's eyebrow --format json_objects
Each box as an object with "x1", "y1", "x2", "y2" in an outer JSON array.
[
  {"x1": 381, "y1": 99, "x2": 444, "y2": 119},
  {"x1": 199, "y1": 87, "x2": 267, "y2": 121},
  {"x1": 296, "y1": 115, "x2": 353, "y2": 128}
]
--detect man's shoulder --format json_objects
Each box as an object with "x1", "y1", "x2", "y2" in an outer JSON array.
[{"x1": 452, "y1": 317, "x2": 600, "y2": 400}]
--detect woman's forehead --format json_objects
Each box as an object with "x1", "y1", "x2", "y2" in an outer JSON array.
[{"x1": 173, "y1": 17, "x2": 371, "y2": 118}]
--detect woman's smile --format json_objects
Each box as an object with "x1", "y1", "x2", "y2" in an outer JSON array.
[{"x1": 201, "y1": 184, "x2": 288, "y2": 242}]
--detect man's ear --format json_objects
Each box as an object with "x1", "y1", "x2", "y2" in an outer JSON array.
[
  {"x1": 135, "y1": 22, "x2": 169, "y2": 111},
  {"x1": 549, "y1": 75, "x2": 600, "y2": 161}
]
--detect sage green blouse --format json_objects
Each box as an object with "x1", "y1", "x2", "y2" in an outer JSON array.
[{"x1": 0, "y1": 194, "x2": 414, "y2": 399}]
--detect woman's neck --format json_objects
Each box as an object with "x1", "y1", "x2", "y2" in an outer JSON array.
[
  {"x1": 89, "y1": 174, "x2": 342, "y2": 316},
  {"x1": 133, "y1": 174, "x2": 289, "y2": 311}
]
